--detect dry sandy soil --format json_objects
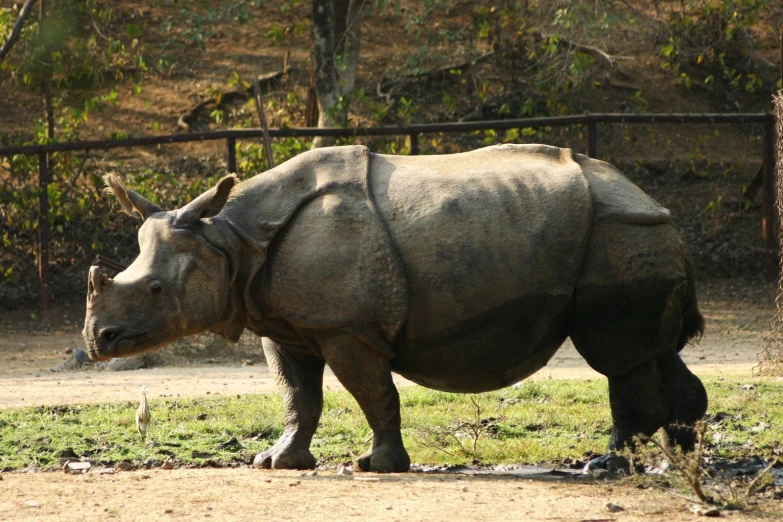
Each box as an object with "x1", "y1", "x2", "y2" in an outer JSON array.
[
  {"x1": 2, "y1": 466, "x2": 772, "y2": 522},
  {"x1": 1, "y1": 278, "x2": 783, "y2": 521}
]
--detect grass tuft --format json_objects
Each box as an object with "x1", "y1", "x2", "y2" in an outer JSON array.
[{"x1": 1, "y1": 377, "x2": 781, "y2": 472}]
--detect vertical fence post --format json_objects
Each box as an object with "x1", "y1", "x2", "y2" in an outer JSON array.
[
  {"x1": 37, "y1": 152, "x2": 50, "y2": 317},
  {"x1": 252, "y1": 77, "x2": 275, "y2": 169},
  {"x1": 763, "y1": 116, "x2": 777, "y2": 280},
  {"x1": 409, "y1": 133, "x2": 419, "y2": 155},
  {"x1": 586, "y1": 118, "x2": 597, "y2": 158},
  {"x1": 227, "y1": 136, "x2": 237, "y2": 173}
]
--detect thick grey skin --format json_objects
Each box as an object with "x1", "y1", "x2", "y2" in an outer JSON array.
[{"x1": 83, "y1": 144, "x2": 707, "y2": 473}]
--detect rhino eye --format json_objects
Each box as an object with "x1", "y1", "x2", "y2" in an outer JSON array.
[{"x1": 150, "y1": 282, "x2": 163, "y2": 295}]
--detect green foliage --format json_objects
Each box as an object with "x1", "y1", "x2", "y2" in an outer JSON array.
[
  {"x1": 0, "y1": 0, "x2": 147, "y2": 89},
  {"x1": 157, "y1": 0, "x2": 267, "y2": 51},
  {"x1": 237, "y1": 137, "x2": 311, "y2": 174},
  {"x1": 656, "y1": 0, "x2": 773, "y2": 105}
]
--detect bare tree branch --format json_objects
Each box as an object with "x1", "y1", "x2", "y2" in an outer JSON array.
[
  {"x1": 0, "y1": 0, "x2": 38, "y2": 62},
  {"x1": 542, "y1": 33, "x2": 631, "y2": 69}
]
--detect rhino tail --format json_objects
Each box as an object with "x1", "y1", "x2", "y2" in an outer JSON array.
[{"x1": 677, "y1": 258, "x2": 704, "y2": 352}]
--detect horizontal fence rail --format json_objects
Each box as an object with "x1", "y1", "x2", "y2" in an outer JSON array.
[
  {"x1": 0, "y1": 112, "x2": 776, "y2": 315},
  {"x1": 0, "y1": 113, "x2": 773, "y2": 156}
]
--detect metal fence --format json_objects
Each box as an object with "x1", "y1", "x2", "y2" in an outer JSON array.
[{"x1": 0, "y1": 112, "x2": 775, "y2": 315}]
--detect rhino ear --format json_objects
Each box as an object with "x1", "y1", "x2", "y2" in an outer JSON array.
[
  {"x1": 175, "y1": 175, "x2": 237, "y2": 226},
  {"x1": 103, "y1": 174, "x2": 163, "y2": 221}
]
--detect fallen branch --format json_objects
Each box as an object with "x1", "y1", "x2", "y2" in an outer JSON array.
[
  {"x1": 0, "y1": 0, "x2": 37, "y2": 62},
  {"x1": 177, "y1": 92, "x2": 247, "y2": 132},
  {"x1": 377, "y1": 51, "x2": 495, "y2": 99},
  {"x1": 177, "y1": 68, "x2": 291, "y2": 132},
  {"x1": 408, "y1": 50, "x2": 495, "y2": 80},
  {"x1": 542, "y1": 33, "x2": 631, "y2": 69}
]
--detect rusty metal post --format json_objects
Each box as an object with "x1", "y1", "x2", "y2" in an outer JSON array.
[
  {"x1": 37, "y1": 152, "x2": 50, "y2": 317},
  {"x1": 763, "y1": 116, "x2": 777, "y2": 280},
  {"x1": 409, "y1": 133, "x2": 419, "y2": 155},
  {"x1": 251, "y1": 76, "x2": 275, "y2": 169},
  {"x1": 227, "y1": 136, "x2": 237, "y2": 173},
  {"x1": 586, "y1": 118, "x2": 597, "y2": 158}
]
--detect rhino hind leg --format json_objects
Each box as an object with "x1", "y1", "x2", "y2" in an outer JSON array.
[
  {"x1": 253, "y1": 338, "x2": 325, "y2": 470},
  {"x1": 606, "y1": 357, "x2": 669, "y2": 453},
  {"x1": 658, "y1": 350, "x2": 708, "y2": 451},
  {"x1": 588, "y1": 349, "x2": 708, "y2": 472},
  {"x1": 318, "y1": 332, "x2": 411, "y2": 473},
  {"x1": 584, "y1": 355, "x2": 669, "y2": 473}
]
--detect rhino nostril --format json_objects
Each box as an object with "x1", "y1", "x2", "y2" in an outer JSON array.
[{"x1": 102, "y1": 330, "x2": 118, "y2": 343}]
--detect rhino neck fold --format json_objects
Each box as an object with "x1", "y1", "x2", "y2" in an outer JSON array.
[{"x1": 202, "y1": 216, "x2": 255, "y2": 343}]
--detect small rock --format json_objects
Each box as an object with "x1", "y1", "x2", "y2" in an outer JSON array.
[
  {"x1": 355, "y1": 477, "x2": 381, "y2": 482},
  {"x1": 26, "y1": 500, "x2": 41, "y2": 508},
  {"x1": 102, "y1": 355, "x2": 147, "y2": 372},
  {"x1": 217, "y1": 437, "x2": 243, "y2": 451},
  {"x1": 605, "y1": 503, "x2": 624, "y2": 513},
  {"x1": 691, "y1": 506, "x2": 721, "y2": 517},
  {"x1": 741, "y1": 384, "x2": 756, "y2": 391},
  {"x1": 114, "y1": 461, "x2": 134, "y2": 472},
  {"x1": 95, "y1": 468, "x2": 115, "y2": 475},
  {"x1": 63, "y1": 461, "x2": 91, "y2": 474},
  {"x1": 289, "y1": 481, "x2": 301, "y2": 487},
  {"x1": 337, "y1": 465, "x2": 353, "y2": 476},
  {"x1": 164, "y1": 509, "x2": 173, "y2": 514},
  {"x1": 161, "y1": 458, "x2": 176, "y2": 470},
  {"x1": 50, "y1": 348, "x2": 91, "y2": 372},
  {"x1": 750, "y1": 422, "x2": 770, "y2": 433},
  {"x1": 460, "y1": 485, "x2": 468, "y2": 492},
  {"x1": 591, "y1": 469, "x2": 609, "y2": 480},
  {"x1": 308, "y1": 471, "x2": 318, "y2": 476}
]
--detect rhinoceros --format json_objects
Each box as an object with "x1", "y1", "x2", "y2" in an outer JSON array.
[{"x1": 83, "y1": 144, "x2": 707, "y2": 473}]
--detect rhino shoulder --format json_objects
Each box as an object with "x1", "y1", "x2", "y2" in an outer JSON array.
[{"x1": 575, "y1": 154, "x2": 672, "y2": 226}]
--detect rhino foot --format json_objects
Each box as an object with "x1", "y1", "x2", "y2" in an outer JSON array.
[
  {"x1": 584, "y1": 453, "x2": 630, "y2": 475},
  {"x1": 253, "y1": 447, "x2": 316, "y2": 470},
  {"x1": 354, "y1": 444, "x2": 411, "y2": 473}
]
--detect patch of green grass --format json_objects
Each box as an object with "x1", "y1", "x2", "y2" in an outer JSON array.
[{"x1": 1, "y1": 377, "x2": 780, "y2": 471}]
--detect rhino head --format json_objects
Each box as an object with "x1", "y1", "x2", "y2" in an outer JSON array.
[{"x1": 83, "y1": 174, "x2": 238, "y2": 362}]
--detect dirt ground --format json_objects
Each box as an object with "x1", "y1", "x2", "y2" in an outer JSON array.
[
  {"x1": 1, "y1": 278, "x2": 782, "y2": 521},
  {"x1": 4, "y1": 466, "x2": 777, "y2": 522}
]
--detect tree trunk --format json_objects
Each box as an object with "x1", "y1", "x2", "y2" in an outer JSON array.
[
  {"x1": 0, "y1": 0, "x2": 38, "y2": 62},
  {"x1": 311, "y1": 0, "x2": 363, "y2": 148}
]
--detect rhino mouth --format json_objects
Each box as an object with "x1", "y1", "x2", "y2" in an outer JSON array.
[{"x1": 86, "y1": 328, "x2": 157, "y2": 362}]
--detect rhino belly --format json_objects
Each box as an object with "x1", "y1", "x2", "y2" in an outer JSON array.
[
  {"x1": 391, "y1": 294, "x2": 570, "y2": 393},
  {"x1": 369, "y1": 147, "x2": 592, "y2": 392}
]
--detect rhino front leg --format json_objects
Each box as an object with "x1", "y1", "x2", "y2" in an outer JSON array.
[
  {"x1": 318, "y1": 332, "x2": 410, "y2": 473},
  {"x1": 253, "y1": 337, "x2": 325, "y2": 470}
]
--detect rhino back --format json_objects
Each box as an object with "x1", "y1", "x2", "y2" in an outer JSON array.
[{"x1": 369, "y1": 144, "x2": 593, "y2": 391}]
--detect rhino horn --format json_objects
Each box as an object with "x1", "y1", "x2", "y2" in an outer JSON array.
[
  {"x1": 104, "y1": 174, "x2": 163, "y2": 221},
  {"x1": 88, "y1": 265, "x2": 112, "y2": 296},
  {"x1": 174, "y1": 174, "x2": 238, "y2": 226}
]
